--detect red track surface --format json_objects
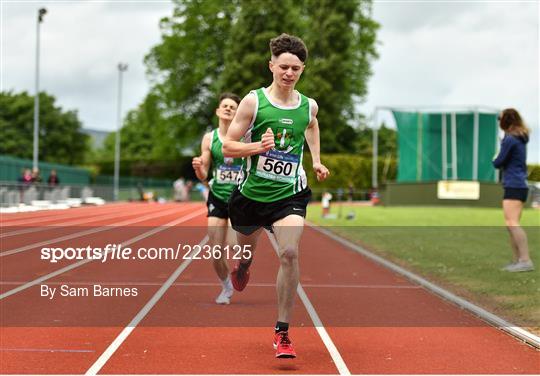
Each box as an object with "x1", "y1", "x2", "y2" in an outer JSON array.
[{"x1": 1, "y1": 203, "x2": 538, "y2": 374}]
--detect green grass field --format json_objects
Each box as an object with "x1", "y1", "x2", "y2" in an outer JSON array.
[{"x1": 307, "y1": 205, "x2": 540, "y2": 331}]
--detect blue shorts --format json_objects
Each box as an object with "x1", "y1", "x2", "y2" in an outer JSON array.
[{"x1": 503, "y1": 188, "x2": 528, "y2": 202}]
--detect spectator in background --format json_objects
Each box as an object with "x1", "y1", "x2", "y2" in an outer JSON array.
[
  {"x1": 184, "y1": 180, "x2": 193, "y2": 202},
  {"x1": 194, "y1": 182, "x2": 209, "y2": 201},
  {"x1": 321, "y1": 191, "x2": 332, "y2": 218},
  {"x1": 31, "y1": 167, "x2": 42, "y2": 184},
  {"x1": 173, "y1": 176, "x2": 186, "y2": 201},
  {"x1": 347, "y1": 182, "x2": 354, "y2": 202},
  {"x1": 19, "y1": 168, "x2": 33, "y2": 185},
  {"x1": 18, "y1": 168, "x2": 33, "y2": 202},
  {"x1": 493, "y1": 108, "x2": 534, "y2": 272},
  {"x1": 47, "y1": 169, "x2": 60, "y2": 186}
]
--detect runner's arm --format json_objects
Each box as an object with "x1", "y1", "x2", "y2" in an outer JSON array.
[
  {"x1": 305, "y1": 99, "x2": 330, "y2": 181},
  {"x1": 192, "y1": 132, "x2": 212, "y2": 182},
  {"x1": 223, "y1": 94, "x2": 274, "y2": 158}
]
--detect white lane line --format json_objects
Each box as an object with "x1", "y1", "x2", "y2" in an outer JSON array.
[
  {"x1": 266, "y1": 231, "x2": 351, "y2": 376},
  {"x1": 1, "y1": 207, "x2": 168, "y2": 238},
  {"x1": 0, "y1": 202, "x2": 128, "y2": 226},
  {"x1": 85, "y1": 236, "x2": 208, "y2": 376},
  {"x1": 0, "y1": 348, "x2": 95, "y2": 353},
  {"x1": 0, "y1": 208, "x2": 206, "y2": 300},
  {"x1": 308, "y1": 223, "x2": 540, "y2": 350},
  {"x1": 0, "y1": 281, "x2": 421, "y2": 289},
  {"x1": 1, "y1": 205, "x2": 190, "y2": 257}
]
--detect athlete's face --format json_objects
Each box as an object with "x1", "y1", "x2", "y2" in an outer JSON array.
[
  {"x1": 269, "y1": 53, "x2": 304, "y2": 88},
  {"x1": 215, "y1": 98, "x2": 238, "y2": 121}
]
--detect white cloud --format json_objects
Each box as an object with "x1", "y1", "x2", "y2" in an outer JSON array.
[
  {"x1": 1, "y1": 0, "x2": 172, "y2": 129},
  {"x1": 2, "y1": 0, "x2": 538, "y2": 163},
  {"x1": 362, "y1": 1, "x2": 539, "y2": 163}
]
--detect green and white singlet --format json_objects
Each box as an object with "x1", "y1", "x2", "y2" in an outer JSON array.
[
  {"x1": 238, "y1": 88, "x2": 310, "y2": 202},
  {"x1": 209, "y1": 129, "x2": 242, "y2": 202}
]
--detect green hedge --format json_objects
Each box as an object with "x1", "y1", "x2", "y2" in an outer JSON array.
[
  {"x1": 91, "y1": 156, "x2": 539, "y2": 190},
  {"x1": 93, "y1": 154, "x2": 397, "y2": 191},
  {"x1": 528, "y1": 164, "x2": 540, "y2": 181},
  {"x1": 92, "y1": 157, "x2": 194, "y2": 182},
  {"x1": 302, "y1": 153, "x2": 397, "y2": 191}
]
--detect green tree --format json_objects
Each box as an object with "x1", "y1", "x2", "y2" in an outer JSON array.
[
  {"x1": 0, "y1": 91, "x2": 89, "y2": 165},
  {"x1": 120, "y1": 0, "x2": 379, "y2": 160},
  {"x1": 300, "y1": 0, "x2": 379, "y2": 153},
  {"x1": 101, "y1": 93, "x2": 178, "y2": 161},
  {"x1": 219, "y1": 0, "x2": 302, "y2": 96},
  {"x1": 355, "y1": 123, "x2": 397, "y2": 158},
  {"x1": 143, "y1": 0, "x2": 238, "y2": 153}
]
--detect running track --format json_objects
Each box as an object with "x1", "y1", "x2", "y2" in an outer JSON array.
[{"x1": 0, "y1": 202, "x2": 538, "y2": 374}]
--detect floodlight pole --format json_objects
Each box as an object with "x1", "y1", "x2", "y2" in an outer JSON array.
[
  {"x1": 113, "y1": 63, "x2": 128, "y2": 201},
  {"x1": 372, "y1": 107, "x2": 379, "y2": 189},
  {"x1": 33, "y1": 8, "x2": 47, "y2": 171}
]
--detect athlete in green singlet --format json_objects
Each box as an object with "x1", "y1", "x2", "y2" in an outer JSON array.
[
  {"x1": 192, "y1": 93, "x2": 242, "y2": 305},
  {"x1": 223, "y1": 34, "x2": 329, "y2": 358}
]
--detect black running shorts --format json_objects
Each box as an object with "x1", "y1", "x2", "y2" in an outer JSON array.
[
  {"x1": 228, "y1": 188, "x2": 312, "y2": 235},
  {"x1": 503, "y1": 187, "x2": 528, "y2": 202},
  {"x1": 207, "y1": 190, "x2": 229, "y2": 218}
]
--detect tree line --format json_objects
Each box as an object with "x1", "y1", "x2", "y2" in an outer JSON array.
[
  {"x1": 101, "y1": 0, "x2": 384, "y2": 161},
  {"x1": 3, "y1": 0, "x2": 398, "y2": 169},
  {"x1": 0, "y1": 91, "x2": 89, "y2": 165}
]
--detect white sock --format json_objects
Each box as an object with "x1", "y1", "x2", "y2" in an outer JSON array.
[{"x1": 221, "y1": 276, "x2": 232, "y2": 290}]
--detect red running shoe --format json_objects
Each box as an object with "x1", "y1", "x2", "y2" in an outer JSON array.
[
  {"x1": 273, "y1": 331, "x2": 296, "y2": 358},
  {"x1": 231, "y1": 262, "x2": 250, "y2": 291}
]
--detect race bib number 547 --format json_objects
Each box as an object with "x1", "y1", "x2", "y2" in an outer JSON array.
[
  {"x1": 256, "y1": 150, "x2": 299, "y2": 183},
  {"x1": 216, "y1": 165, "x2": 241, "y2": 184}
]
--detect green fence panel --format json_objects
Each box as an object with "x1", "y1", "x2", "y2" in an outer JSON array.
[
  {"x1": 94, "y1": 175, "x2": 174, "y2": 188},
  {"x1": 478, "y1": 113, "x2": 498, "y2": 181},
  {"x1": 392, "y1": 111, "x2": 498, "y2": 183},
  {"x1": 422, "y1": 113, "x2": 443, "y2": 181},
  {"x1": 394, "y1": 112, "x2": 419, "y2": 182},
  {"x1": 0, "y1": 155, "x2": 90, "y2": 185}
]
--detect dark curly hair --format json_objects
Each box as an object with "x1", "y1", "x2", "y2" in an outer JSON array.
[{"x1": 269, "y1": 33, "x2": 308, "y2": 62}]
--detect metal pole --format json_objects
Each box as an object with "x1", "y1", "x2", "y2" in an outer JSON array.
[
  {"x1": 451, "y1": 112, "x2": 458, "y2": 180},
  {"x1": 372, "y1": 108, "x2": 378, "y2": 189},
  {"x1": 473, "y1": 110, "x2": 479, "y2": 180},
  {"x1": 441, "y1": 113, "x2": 447, "y2": 180},
  {"x1": 114, "y1": 63, "x2": 128, "y2": 201},
  {"x1": 33, "y1": 8, "x2": 47, "y2": 170},
  {"x1": 417, "y1": 112, "x2": 423, "y2": 181}
]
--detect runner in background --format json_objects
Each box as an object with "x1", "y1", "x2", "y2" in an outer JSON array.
[{"x1": 192, "y1": 93, "x2": 242, "y2": 303}]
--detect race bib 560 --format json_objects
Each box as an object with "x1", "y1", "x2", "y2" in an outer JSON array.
[{"x1": 256, "y1": 150, "x2": 299, "y2": 183}]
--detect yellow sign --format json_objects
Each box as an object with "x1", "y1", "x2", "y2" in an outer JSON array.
[{"x1": 437, "y1": 181, "x2": 480, "y2": 200}]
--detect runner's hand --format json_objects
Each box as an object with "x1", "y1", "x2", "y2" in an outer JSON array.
[
  {"x1": 313, "y1": 162, "x2": 330, "y2": 181},
  {"x1": 192, "y1": 156, "x2": 203, "y2": 171},
  {"x1": 260, "y1": 128, "x2": 275, "y2": 152}
]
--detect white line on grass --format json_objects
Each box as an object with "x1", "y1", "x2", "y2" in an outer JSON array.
[
  {"x1": 266, "y1": 231, "x2": 351, "y2": 376},
  {"x1": 1, "y1": 205, "x2": 188, "y2": 257},
  {"x1": 0, "y1": 208, "x2": 206, "y2": 300},
  {"x1": 308, "y1": 223, "x2": 540, "y2": 349},
  {"x1": 85, "y1": 235, "x2": 208, "y2": 376}
]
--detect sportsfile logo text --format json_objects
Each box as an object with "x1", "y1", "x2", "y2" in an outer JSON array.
[{"x1": 40, "y1": 244, "x2": 252, "y2": 263}]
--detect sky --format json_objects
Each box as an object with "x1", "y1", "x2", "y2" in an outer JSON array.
[{"x1": 2, "y1": 0, "x2": 539, "y2": 163}]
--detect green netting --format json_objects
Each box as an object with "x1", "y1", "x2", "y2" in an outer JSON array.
[
  {"x1": 478, "y1": 114, "x2": 498, "y2": 181},
  {"x1": 393, "y1": 111, "x2": 498, "y2": 182},
  {"x1": 94, "y1": 175, "x2": 174, "y2": 188},
  {"x1": 0, "y1": 155, "x2": 90, "y2": 185}
]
